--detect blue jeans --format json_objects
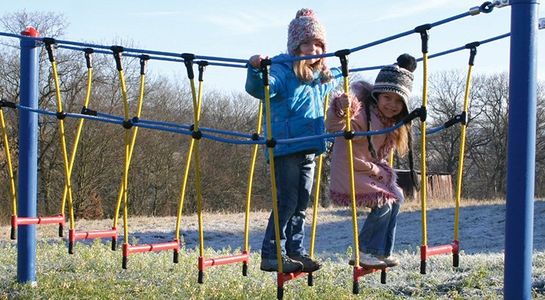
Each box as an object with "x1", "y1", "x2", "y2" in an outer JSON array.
[
  {"x1": 359, "y1": 201, "x2": 401, "y2": 257},
  {"x1": 261, "y1": 153, "x2": 316, "y2": 259}
]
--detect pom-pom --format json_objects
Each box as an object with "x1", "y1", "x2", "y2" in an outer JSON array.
[
  {"x1": 296, "y1": 8, "x2": 315, "y2": 18},
  {"x1": 396, "y1": 53, "x2": 417, "y2": 73}
]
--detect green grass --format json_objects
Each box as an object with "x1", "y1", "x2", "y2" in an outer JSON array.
[{"x1": 1, "y1": 240, "x2": 544, "y2": 299}]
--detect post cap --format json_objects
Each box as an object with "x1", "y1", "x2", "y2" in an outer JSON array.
[{"x1": 21, "y1": 26, "x2": 39, "y2": 37}]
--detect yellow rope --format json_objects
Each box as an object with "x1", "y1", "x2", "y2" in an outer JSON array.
[
  {"x1": 244, "y1": 102, "x2": 263, "y2": 252},
  {"x1": 50, "y1": 61, "x2": 75, "y2": 229},
  {"x1": 454, "y1": 64, "x2": 473, "y2": 241},
  {"x1": 420, "y1": 53, "x2": 429, "y2": 247},
  {"x1": 0, "y1": 108, "x2": 17, "y2": 216},
  {"x1": 309, "y1": 94, "x2": 329, "y2": 258},
  {"x1": 263, "y1": 82, "x2": 284, "y2": 273},
  {"x1": 195, "y1": 79, "x2": 205, "y2": 256},
  {"x1": 113, "y1": 73, "x2": 146, "y2": 230},
  {"x1": 175, "y1": 77, "x2": 199, "y2": 241},
  {"x1": 61, "y1": 66, "x2": 93, "y2": 218}
]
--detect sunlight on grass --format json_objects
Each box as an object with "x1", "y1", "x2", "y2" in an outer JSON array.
[{"x1": 1, "y1": 240, "x2": 544, "y2": 299}]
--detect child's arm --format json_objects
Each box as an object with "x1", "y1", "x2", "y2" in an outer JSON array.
[{"x1": 245, "y1": 55, "x2": 282, "y2": 99}]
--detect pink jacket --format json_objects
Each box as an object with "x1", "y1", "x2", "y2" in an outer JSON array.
[{"x1": 325, "y1": 93, "x2": 404, "y2": 208}]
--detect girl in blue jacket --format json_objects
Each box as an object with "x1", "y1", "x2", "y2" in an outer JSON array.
[{"x1": 245, "y1": 8, "x2": 341, "y2": 273}]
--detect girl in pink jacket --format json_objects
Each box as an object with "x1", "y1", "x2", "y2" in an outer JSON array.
[{"x1": 326, "y1": 54, "x2": 416, "y2": 268}]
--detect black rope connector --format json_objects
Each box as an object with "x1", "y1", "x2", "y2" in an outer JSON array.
[
  {"x1": 260, "y1": 58, "x2": 272, "y2": 86},
  {"x1": 140, "y1": 55, "x2": 150, "y2": 75},
  {"x1": 181, "y1": 53, "x2": 195, "y2": 79},
  {"x1": 0, "y1": 99, "x2": 17, "y2": 109},
  {"x1": 414, "y1": 24, "x2": 431, "y2": 54},
  {"x1": 265, "y1": 138, "x2": 276, "y2": 148},
  {"x1": 81, "y1": 106, "x2": 97, "y2": 116},
  {"x1": 122, "y1": 120, "x2": 133, "y2": 129},
  {"x1": 84, "y1": 48, "x2": 94, "y2": 69},
  {"x1": 403, "y1": 107, "x2": 427, "y2": 124},
  {"x1": 251, "y1": 133, "x2": 260, "y2": 141},
  {"x1": 191, "y1": 130, "x2": 202, "y2": 140},
  {"x1": 343, "y1": 130, "x2": 355, "y2": 140},
  {"x1": 465, "y1": 42, "x2": 480, "y2": 66},
  {"x1": 189, "y1": 124, "x2": 195, "y2": 131},
  {"x1": 131, "y1": 116, "x2": 139, "y2": 124},
  {"x1": 444, "y1": 111, "x2": 468, "y2": 128},
  {"x1": 335, "y1": 49, "x2": 351, "y2": 77},
  {"x1": 43, "y1": 37, "x2": 57, "y2": 63},
  {"x1": 56, "y1": 111, "x2": 67, "y2": 120},
  {"x1": 198, "y1": 61, "x2": 208, "y2": 82},
  {"x1": 480, "y1": 1, "x2": 494, "y2": 13},
  {"x1": 111, "y1": 46, "x2": 124, "y2": 71}
]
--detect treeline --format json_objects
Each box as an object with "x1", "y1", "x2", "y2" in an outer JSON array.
[{"x1": 0, "y1": 12, "x2": 543, "y2": 221}]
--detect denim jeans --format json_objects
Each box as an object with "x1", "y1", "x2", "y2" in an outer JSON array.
[
  {"x1": 261, "y1": 152, "x2": 316, "y2": 259},
  {"x1": 359, "y1": 201, "x2": 401, "y2": 257}
]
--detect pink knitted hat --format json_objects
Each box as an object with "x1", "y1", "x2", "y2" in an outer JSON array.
[{"x1": 287, "y1": 8, "x2": 326, "y2": 56}]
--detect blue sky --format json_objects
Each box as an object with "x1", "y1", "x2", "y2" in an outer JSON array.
[{"x1": 2, "y1": 0, "x2": 544, "y2": 93}]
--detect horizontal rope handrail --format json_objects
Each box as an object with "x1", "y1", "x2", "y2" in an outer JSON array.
[{"x1": 0, "y1": 1, "x2": 507, "y2": 69}]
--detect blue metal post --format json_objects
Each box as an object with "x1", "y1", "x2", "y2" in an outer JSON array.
[
  {"x1": 17, "y1": 26, "x2": 40, "y2": 284},
  {"x1": 504, "y1": 1, "x2": 537, "y2": 299}
]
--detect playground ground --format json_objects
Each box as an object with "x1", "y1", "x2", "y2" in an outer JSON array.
[{"x1": 4, "y1": 198, "x2": 543, "y2": 257}]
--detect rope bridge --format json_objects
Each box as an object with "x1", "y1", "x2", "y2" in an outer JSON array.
[{"x1": 1, "y1": 1, "x2": 541, "y2": 299}]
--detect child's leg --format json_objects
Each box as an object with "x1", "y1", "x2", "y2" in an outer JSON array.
[
  {"x1": 383, "y1": 201, "x2": 401, "y2": 256},
  {"x1": 285, "y1": 153, "x2": 315, "y2": 256},
  {"x1": 359, "y1": 203, "x2": 394, "y2": 256},
  {"x1": 261, "y1": 153, "x2": 309, "y2": 259}
]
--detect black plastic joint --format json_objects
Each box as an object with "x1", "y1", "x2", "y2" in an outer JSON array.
[
  {"x1": 404, "y1": 107, "x2": 427, "y2": 124},
  {"x1": 81, "y1": 106, "x2": 97, "y2": 116},
  {"x1": 343, "y1": 130, "x2": 355, "y2": 140},
  {"x1": 480, "y1": 1, "x2": 494, "y2": 13},
  {"x1": 419, "y1": 106, "x2": 427, "y2": 122},
  {"x1": 414, "y1": 25, "x2": 431, "y2": 54},
  {"x1": 122, "y1": 120, "x2": 133, "y2": 129},
  {"x1": 335, "y1": 49, "x2": 351, "y2": 77},
  {"x1": 460, "y1": 111, "x2": 468, "y2": 125},
  {"x1": 465, "y1": 43, "x2": 479, "y2": 66},
  {"x1": 84, "y1": 48, "x2": 94, "y2": 69},
  {"x1": 56, "y1": 111, "x2": 67, "y2": 120},
  {"x1": 0, "y1": 99, "x2": 17, "y2": 109},
  {"x1": 181, "y1": 53, "x2": 195, "y2": 80},
  {"x1": 265, "y1": 138, "x2": 276, "y2": 148},
  {"x1": 198, "y1": 61, "x2": 208, "y2": 82},
  {"x1": 111, "y1": 46, "x2": 124, "y2": 71},
  {"x1": 131, "y1": 116, "x2": 139, "y2": 124},
  {"x1": 444, "y1": 114, "x2": 462, "y2": 128},
  {"x1": 43, "y1": 37, "x2": 57, "y2": 63},
  {"x1": 189, "y1": 124, "x2": 195, "y2": 131},
  {"x1": 260, "y1": 58, "x2": 272, "y2": 86},
  {"x1": 191, "y1": 130, "x2": 202, "y2": 140},
  {"x1": 139, "y1": 55, "x2": 150, "y2": 75},
  {"x1": 251, "y1": 133, "x2": 260, "y2": 141}
]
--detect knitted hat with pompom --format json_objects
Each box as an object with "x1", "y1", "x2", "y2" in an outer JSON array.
[
  {"x1": 287, "y1": 8, "x2": 326, "y2": 56},
  {"x1": 372, "y1": 53, "x2": 417, "y2": 113}
]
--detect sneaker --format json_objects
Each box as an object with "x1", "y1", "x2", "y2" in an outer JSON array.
[
  {"x1": 349, "y1": 252, "x2": 387, "y2": 269},
  {"x1": 289, "y1": 254, "x2": 322, "y2": 272},
  {"x1": 377, "y1": 255, "x2": 400, "y2": 267},
  {"x1": 260, "y1": 255, "x2": 303, "y2": 273}
]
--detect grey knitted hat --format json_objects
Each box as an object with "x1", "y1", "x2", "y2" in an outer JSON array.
[{"x1": 372, "y1": 54, "x2": 417, "y2": 113}]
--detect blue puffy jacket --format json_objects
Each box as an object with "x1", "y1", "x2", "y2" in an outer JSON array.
[{"x1": 245, "y1": 54, "x2": 342, "y2": 158}]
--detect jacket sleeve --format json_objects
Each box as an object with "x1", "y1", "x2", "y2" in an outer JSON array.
[
  {"x1": 325, "y1": 93, "x2": 361, "y2": 132},
  {"x1": 245, "y1": 65, "x2": 283, "y2": 100}
]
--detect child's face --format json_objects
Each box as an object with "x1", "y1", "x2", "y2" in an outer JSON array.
[
  {"x1": 298, "y1": 39, "x2": 324, "y2": 65},
  {"x1": 377, "y1": 92, "x2": 405, "y2": 118}
]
